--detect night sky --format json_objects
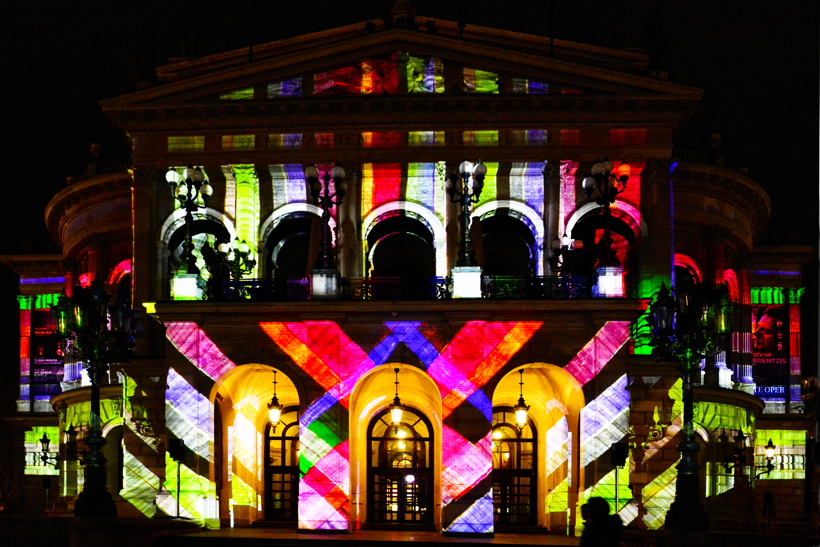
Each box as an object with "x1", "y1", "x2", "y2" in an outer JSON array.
[{"x1": 4, "y1": 1, "x2": 817, "y2": 254}]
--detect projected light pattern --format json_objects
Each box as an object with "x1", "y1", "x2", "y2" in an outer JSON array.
[
  {"x1": 581, "y1": 467, "x2": 632, "y2": 517},
  {"x1": 408, "y1": 131, "x2": 445, "y2": 146},
  {"x1": 360, "y1": 163, "x2": 402, "y2": 216},
  {"x1": 407, "y1": 56, "x2": 444, "y2": 93},
  {"x1": 232, "y1": 165, "x2": 260, "y2": 272},
  {"x1": 268, "y1": 78, "x2": 302, "y2": 97},
  {"x1": 407, "y1": 163, "x2": 446, "y2": 222},
  {"x1": 559, "y1": 160, "x2": 578, "y2": 234},
  {"x1": 24, "y1": 426, "x2": 60, "y2": 475},
  {"x1": 564, "y1": 322, "x2": 631, "y2": 386},
  {"x1": 510, "y1": 162, "x2": 546, "y2": 216},
  {"x1": 268, "y1": 134, "x2": 303, "y2": 148},
  {"x1": 462, "y1": 131, "x2": 498, "y2": 146},
  {"x1": 315, "y1": 59, "x2": 399, "y2": 95},
  {"x1": 464, "y1": 68, "x2": 499, "y2": 93},
  {"x1": 642, "y1": 463, "x2": 678, "y2": 530},
  {"x1": 165, "y1": 322, "x2": 237, "y2": 380},
  {"x1": 122, "y1": 449, "x2": 161, "y2": 517},
  {"x1": 166, "y1": 368, "x2": 212, "y2": 461},
  {"x1": 361, "y1": 132, "x2": 401, "y2": 147},
  {"x1": 260, "y1": 320, "x2": 541, "y2": 533},
  {"x1": 512, "y1": 78, "x2": 549, "y2": 94},
  {"x1": 270, "y1": 164, "x2": 308, "y2": 209},
  {"x1": 755, "y1": 429, "x2": 806, "y2": 480},
  {"x1": 220, "y1": 87, "x2": 253, "y2": 100},
  {"x1": 580, "y1": 375, "x2": 630, "y2": 467}
]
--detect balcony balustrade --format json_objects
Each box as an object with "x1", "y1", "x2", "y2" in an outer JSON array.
[{"x1": 210, "y1": 275, "x2": 593, "y2": 301}]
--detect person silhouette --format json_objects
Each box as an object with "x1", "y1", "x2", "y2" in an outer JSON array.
[{"x1": 580, "y1": 497, "x2": 623, "y2": 547}]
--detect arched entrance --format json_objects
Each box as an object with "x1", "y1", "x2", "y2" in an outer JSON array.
[
  {"x1": 367, "y1": 406, "x2": 433, "y2": 525},
  {"x1": 492, "y1": 408, "x2": 536, "y2": 527},
  {"x1": 265, "y1": 406, "x2": 300, "y2": 522}
]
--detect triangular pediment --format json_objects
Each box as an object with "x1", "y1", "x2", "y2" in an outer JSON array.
[{"x1": 102, "y1": 16, "x2": 701, "y2": 113}]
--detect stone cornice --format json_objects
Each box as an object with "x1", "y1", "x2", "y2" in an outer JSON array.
[
  {"x1": 150, "y1": 297, "x2": 643, "y2": 324},
  {"x1": 694, "y1": 385, "x2": 766, "y2": 418},
  {"x1": 672, "y1": 161, "x2": 771, "y2": 246},
  {"x1": 108, "y1": 95, "x2": 698, "y2": 134},
  {"x1": 45, "y1": 172, "x2": 133, "y2": 252}
]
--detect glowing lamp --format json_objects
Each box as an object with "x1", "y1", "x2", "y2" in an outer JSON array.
[
  {"x1": 304, "y1": 162, "x2": 320, "y2": 181},
  {"x1": 459, "y1": 160, "x2": 474, "y2": 176},
  {"x1": 472, "y1": 160, "x2": 488, "y2": 177},
  {"x1": 165, "y1": 168, "x2": 181, "y2": 184},
  {"x1": 764, "y1": 439, "x2": 776, "y2": 461},
  {"x1": 513, "y1": 369, "x2": 529, "y2": 430},
  {"x1": 268, "y1": 370, "x2": 284, "y2": 432},
  {"x1": 199, "y1": 180, "x2": 213, "y2": 202},
  {"x1": 390, "y1": 367, "x2": 404, "y2": 430},
  {"x1": 40, "y1": 432, "x2": 51, "y2": 453},
  {"x1": 331, "y1": 164, "x2": 346, "y2": 180},
  {"x1": 715, "y1": 296, "x2": 732, "y2": 334},
  {"x1": 51, "y1": 293, "x2": 75, "y2": 337},
  {"x1": 616, "y1": 162, "x2": 631, "y2": 179}
]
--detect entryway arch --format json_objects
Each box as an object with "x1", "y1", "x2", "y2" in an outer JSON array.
[{"x1": 491, "y1": 364, "x2": 584, "y2": 532}]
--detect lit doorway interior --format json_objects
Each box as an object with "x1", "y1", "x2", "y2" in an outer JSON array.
[
  {"x1": 367, "y1": 406, "x2": 433, "y2": 525},
  {"x1": 492, "y1": 407, "x2": 537, "y2": 527},
  {"x1": 265, "y1": 406, "x2": 299, "y2": 522}
]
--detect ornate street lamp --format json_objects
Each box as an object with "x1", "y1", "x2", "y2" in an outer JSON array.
[
  {"x1": 447, "y1": 160, "x2": 487, "y2": 267},
  {"x1": 581, "y1": 158, "x2": 629, "y2": 268},
  {"x1": 51, "y1": 279, "x2": 138, "y2": 518},
  {"x1": 217, "y1": 238, "x2": 257, "y2": 280},
  {"x1": 38, "y1": 433, "x2": 59, "y2": 469},
  {"x1": 268, "y1": 370, "x2": 284, "y2": 433},
  {"x1": 513, "y1": 369, "x2": 530, "y2": 431},
  {"x1": 166, "y1": 166, "x2": 213, "y2": 274},
  {"x1": 755, "y1": 438, "x2": 777, "y2": 479},
  {"x1": 389, "y1": 367, "x2": 404, "y2": 432},
  {"x1": 305, "y1": 163, "x2": 347, "y2": 269},
  {"x1": 648, "y1": 281, "x2": 731, "y2": 531}
]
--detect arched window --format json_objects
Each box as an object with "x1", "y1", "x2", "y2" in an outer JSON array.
[
  {"x1": 367, "y1": 213, "x2": 435, "y2": 278},
  {"x1": 367, "y1": 406, "x2": 433, "y2": 524},
  {"x1": 265, "y1": 212, "x2": 317, "y2": 279},
  {"x1": 478, "y1": 210, "x2": 537, "y2": 276},
  {"x1": 492, "y1": 407, "x2": 536, "y2": 527},
  {"x1": 265, "y1": 407, "x2": 300, "y2": 522}
]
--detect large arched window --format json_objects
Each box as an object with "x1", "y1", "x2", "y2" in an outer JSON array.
[
  {"x1": 366, "y1": 212, "x2": 435, "y2": 278},
  {"x1": 265, "y1": 407, "x2": 300, "y2": 522},
  {"x1": 367, "y1": 406, "x2": 433, "y2": 524},
  {"x1": 478, "y1": 210, "x2": 537, "y2": 276},
  {"x1": 492, "y1": 407, "x2": 537, "y2": 527},
  {"x1": 265, "y1": 212, "x2": 317, "y2": 279}
]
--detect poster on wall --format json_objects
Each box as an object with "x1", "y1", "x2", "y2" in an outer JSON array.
[
  {"x1": 30, "y1": 309, "x2": 64, "y2": 398},
  {"x1": 751, "y1": 304, "x2": 789, "y2": 397}
]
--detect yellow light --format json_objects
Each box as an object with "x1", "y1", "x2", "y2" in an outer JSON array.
[
  {"x1": 268, "y1": 404, "x2": 282, "y2": 427},
  {"x1": 396, "y1": 429, "x2": 407, "y2": 439},
  {"x1": 492, "y1": 430, "x2": 502, "y2": 440},
  {"x1": 765, "y1": 438, "x2": 776, "y2": 460}
]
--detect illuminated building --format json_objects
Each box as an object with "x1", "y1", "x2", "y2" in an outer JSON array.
[{"x1": 0, "y1": 4, "x2": 815, "y2": 539}]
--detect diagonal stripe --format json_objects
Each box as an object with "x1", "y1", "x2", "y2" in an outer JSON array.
[
  {"x1": 165, "y1": 321, "x2": 235, "y2": 380},
  {"x1": 564, "y1": 321, "x2": 631, "y2": 385},
  {"x1": 580, "y1": 374, "x2": 631, "y2": 466}
]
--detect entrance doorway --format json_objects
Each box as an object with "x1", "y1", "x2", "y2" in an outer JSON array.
[
  {"x1": 492, "y1": 408, "x2": 537, "y2": 527},
  {"x1": 265, "y1": 407, "x2": 299, "y2": 522},
  {"x1": 367, "y1": 406, "x2": 433, "y2": 525}
]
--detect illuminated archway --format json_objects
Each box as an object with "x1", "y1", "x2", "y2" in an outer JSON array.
[
  {"x1": 211, "y1": 364, "x2": 300, "y2": 527},
  {"x1": 491, "y1": 364, "x2": 584, "y2": 532},
  {"x1": 349, "y1": 364, "x2": 443, "y2": 529},
  {"x1": 674, "y1": 254, "x2": 702, "y2": 285}
]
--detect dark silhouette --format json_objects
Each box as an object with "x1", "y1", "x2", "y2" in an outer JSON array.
[{"x1": 580, "y1": 497, "x2": 623, "y2": 547}]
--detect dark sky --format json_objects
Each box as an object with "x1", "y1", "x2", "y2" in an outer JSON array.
[{"x1": 4, "y1": 1, "x2": 818, "y2": 253}]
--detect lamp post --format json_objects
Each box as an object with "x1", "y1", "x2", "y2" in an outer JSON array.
[
  {"x1": 304, "y1": 163, "x2": 347, "y2": 269},
  {"x1": 447, "y1": 160, "x2": 487, "y2": 267},
  {"x1": 581, "y1": 158, "x2": 629, "y2": 268},
  {"x1": 217, "y1": 238, "x2": 257, "y2": 280},
  {"x1": 38, "y1": 433, "x2": 59, "y2": 469},
  {"x1": 648, "y1": 281, "x2": 731, "y2": 531},
  {"x1": 51, "y1": 279, "x2": 138, "y2": 518},
  {"x1": 166, "y1": 166, "x2": 213, "y2": 274}
]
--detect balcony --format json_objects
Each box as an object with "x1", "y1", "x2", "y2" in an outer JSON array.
[{"x1": 209, "y1": 275, "x2": 595, "y2": 302}]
